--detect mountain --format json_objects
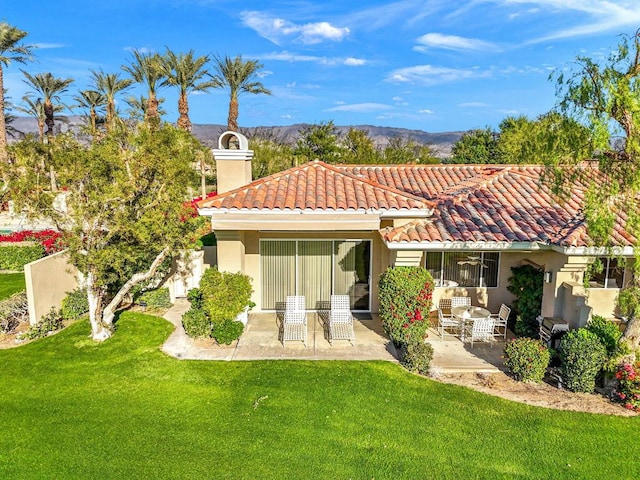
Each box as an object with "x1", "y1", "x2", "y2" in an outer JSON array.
[{"x1": 8, "y1": 116, "x2": 464, "y2": 158}]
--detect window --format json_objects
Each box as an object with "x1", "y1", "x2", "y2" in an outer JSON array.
[
  {"x1": 588, "y1": 257, "x2": 625, "y2": 289},
  {"x1": 425, "y1": 251, "x2": 499, "y2": 288}
]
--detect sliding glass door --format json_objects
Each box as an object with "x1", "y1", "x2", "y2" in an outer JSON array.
[{"x1": 261, "y1": 239, "x2": 371, "y2": 311}]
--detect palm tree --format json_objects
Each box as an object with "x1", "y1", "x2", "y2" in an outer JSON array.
[
  {"x1": 0, "y1": 22, "x2": 33, "y2": 160},
  {"x1": 161, "y1": 49, "x2": 218, "y2": 132},
  {"x1": 21, "y1": 71, "x2": 73, "y2": 138},
  {"x1": 122, "y1": 50, "x2": 165, "y2": 124},
  {"x1": 16, "y1": 95, "x2": 45, "y2": 141},
  {"x1": 73, "y1": 89, "x2": 106, "y2": 138},
  {"x1": 124, "y1": 95, "x2": 166, "y2": 122},
  {"x1": 210, "y1": 54, "x2": 271, "y2": 131},
  {"x1": 90, "y1": 69, "x2": 132, "y2": 132}
]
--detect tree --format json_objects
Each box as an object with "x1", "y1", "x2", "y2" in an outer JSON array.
[
  {"x1": 0, "y1": 22, "x2": 33, "y2": 161},
  {"x1": 72, "y1": 89, "x2": 106, "y2": 138},
  {"x1": 90, "y1": 69, "x2": 132, "y2": 132},
  {"x1": 383, "y1": 136, "x2": 439, "y2": 164},
  {"x1": 124, "y1": 95, "x2": 166, "y2": 122},
  {"x1": 210, "y1": 54, "x2": 271, "y2": 131},
  {"x1": 293, "y1": 121, "x2": 343, "y2": 163},
  {"x1": 161, "y1": 49, "x2": 217, "y2": 132},
  {"x1": 15, "y1": 94, "x2": 65, "y2": 142},
  {"x1": 21, "y1": 71, "x2": 73, "y2": 138},
  {"x1": 122, "y1": 50, "x2": 165, "y2": 125},
  {"x1": 340, "y1": 128, "x2": 382, "y2": 164},
  {"x1": 549, "y1": 30, "x2": 640, "y2": 349},
  {"x1": 5, "y1": 123, "x2": 206, "y2": 341},
  {"x1": 244, "y1": 127, "x2": 297, "y2": 179},
  {"x1": 449, "y1": 127, "x2": 501, "y2": 164}
]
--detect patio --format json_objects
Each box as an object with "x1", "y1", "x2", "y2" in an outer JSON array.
[{"x1": 162, "y1": 300, "x2": 506, "y2": 372}]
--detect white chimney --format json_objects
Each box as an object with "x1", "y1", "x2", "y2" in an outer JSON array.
[{"x1": 213, "y1": 131, "x2": 253, "y2": 194}]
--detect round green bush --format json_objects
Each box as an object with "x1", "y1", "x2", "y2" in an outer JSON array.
[
  {"x1": 61, "y1": 288, "x2": 89, "y2": 320},
  {"x1": 199, "y1": 268, "x2": 253, "y2": 323},
  {"x1": 401, "y1": 340, "x2": 434, "y2": 375},
  {"x1": 182, "y1": 308, "x2": 212, "y2": 338},
  {"x1": 586, "y1": 315, "x2": 621, "y2": 356},
  {"x1": 559, "y1": 328, "x2": 607, "y2": 393},
  {"x1": 378, "y1": 266, "x2": 433, "y2": 346},
  {"x1": 503, "y1": 337, "x2": 550, "y2": 383},
  {"x1": 214, "y1": 319, "x2": 244, "y2": 345}
]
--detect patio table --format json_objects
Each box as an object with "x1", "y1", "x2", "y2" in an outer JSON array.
[{"x1": 451, "y1": 305, "x2": 491, "y2": 341}]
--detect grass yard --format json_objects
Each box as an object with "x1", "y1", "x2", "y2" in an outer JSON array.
[
  {"x1": 0, "y1": 272, "x2": 26, "y2": 300},
  {"x1": 0, "y1": 312, "x2": 638, "y2": 479}
]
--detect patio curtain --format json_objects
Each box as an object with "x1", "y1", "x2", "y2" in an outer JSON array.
[
  {"x1": 298, "y1": 241, "x2": 332, "y2": 310},
  {"x1": 334, "y1": 241, "x2": 357, "y2": 300},
  {"x1": 261, "y1": 240, "x2": 296, "y2": 310}
]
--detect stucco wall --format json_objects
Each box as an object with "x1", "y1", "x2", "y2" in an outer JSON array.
[{"x1": 25, "y1": 251, "x2": 79, "y2": 325}]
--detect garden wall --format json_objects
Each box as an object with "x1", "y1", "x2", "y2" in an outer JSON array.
[{"x1": 25, "y1": 251, "x2": 79, "y2": 325}]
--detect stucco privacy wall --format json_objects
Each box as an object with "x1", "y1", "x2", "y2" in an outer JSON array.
[{"x1": 25, "y1": 250, "x2": 79, "y2": 325}]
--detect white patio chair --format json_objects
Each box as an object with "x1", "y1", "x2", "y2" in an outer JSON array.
[
  {"x1": 464, "y1": 317, "x2": 495, "y2": 347},
  {"x1": 438, "y1": 307, "x2": 461, "y2": 340},
  {"x1": 451, "y1": 296, "x2": 471, "y2": 308},
  {"x1": 282, "y1": 295, "x2": 307, "y2": 347},
  {"x1": 328, "y1": 295, "x2": 356, "y2": 346},
  {"x1": 490, "y1": 304, "x2": 511, "y2": 339}
]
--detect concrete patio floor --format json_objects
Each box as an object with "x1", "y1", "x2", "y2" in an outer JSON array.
[{"x1": 161, "y1": 300, "x2": 506, "y2": 372}]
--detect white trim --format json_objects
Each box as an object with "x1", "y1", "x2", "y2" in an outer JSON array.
[
  {"x1": 386, "y1": 241, "x2": 544, "y2": 251},
  {"x1": 199, "y1": 207, "x2": 430, "y2": 216},
  {"x1": 554, "y1": 245, "x2": 635, "y2": 256}
]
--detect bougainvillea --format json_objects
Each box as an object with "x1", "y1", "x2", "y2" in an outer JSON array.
[
  {"x1": 613, "y1": 362, "x2": 640, "y2": 412},
  {"x1": 0, "y1": 229, "x2": 64, "y2": 254}
]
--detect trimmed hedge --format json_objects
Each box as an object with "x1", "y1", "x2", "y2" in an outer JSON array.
[
  {"x1": 503, "y1": 337, "x2": 550, "y2": 383},
  {"x1": 0, "y1": 245, "x2": 45, "y2": 271},
  {"x1": 559, "y1": 328, "x2": 607, "y2": 393}
]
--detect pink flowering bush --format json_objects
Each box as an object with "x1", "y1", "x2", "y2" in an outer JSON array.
[
  {"x1": 613, "y1": 362, "x2": 640, "y2": 412},
  {"x1": 0, "y1": 229, "x2": 64, "y2": 254}
]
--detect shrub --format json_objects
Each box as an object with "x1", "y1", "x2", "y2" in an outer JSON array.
[
  {"x1": 559, "y1": 328, "x2": 607, "y2": 393},
  {"x1": 586, "y1": 315, "x2": 622, "y2": 356},
  {"x1": 0, "y1": 229, "x2": 64, "y2": 254},
  {"x1": 187, "y1": 288, "x2": 204, "y2": 310},
  {"x1": 378, "y1": 266, "x2": 433, "y2": 347},
  {"x1": 612, "y1": 362, "x2": 640, "y2": 412},
  {"x1": 199, "y1": 268, "x2": 253, "y2": 323},
  {"x1": 213, "y1": 319, "x2": 244, "y2": 345},
  {"x1": 61, "y1": 288, "x2": 89, "y2": 320},
  {"x1": 0, "y1": 245, "x2": 45, "y2": 270},
  {"x1": 503, "y1": 337, "x2": 551, "y2": 383},
  {"x1": 18, "y1": 307, "x2": 64, "y2": 340},
  {"x1": 137, "y1": 287, "x2": 172, "y2": 309},
  {"x1": 182, "y1": 308, "x2": 212, "y2": 338},
  {"x1": 401, "y1": 340, "x2": 434, "y2": 375},
  {"x1": 507, "y1": 265, "x2": 543, "y2": 338}
]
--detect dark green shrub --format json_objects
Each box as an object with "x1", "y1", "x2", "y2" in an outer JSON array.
[
  {"x1": 378, "y1": 266, "x2": 433, "y2": 346},
  {"x1": 214, "y1": 319, "x2": 244, "y2": 345},
  {"x1": 18, "y1": 307, "x2": 64, "y2": 340},
  {"x1": 137, "y1": 287, "x2": 172, "y2": 309},
  {"x1": 507, "y1": 264, "x2": 543, "y2": 338},
  {"x1": 61, "y1": 288, "x2": 89, "y2": 320},
  {"x1": 182, "y1": 308, "x2": 212, "y2": 338},
  {"x1": 586, "y1": 315, "x2": 622, "y2": 356},
  {"x1": 187, "y1": 288, "x2": 204, "y2": 310},
  {"x1": 401, "y1": 340, "x2": 434, "y2": 375},
  {"x1": 559, "y1": 328, "x2": 607, "y2": 393},
  {"x1": 0, "y1": 245, "x2": 45, "y2": 270},
  {"x1": 503, "y1": 337, "x2": 550, "y2": 383},
  {"x1": 199, "y1": 267, "x2": 253, "y2": 323}
]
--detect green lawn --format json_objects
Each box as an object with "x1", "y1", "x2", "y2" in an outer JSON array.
[
  {"x1": 0, "y1": 313, "x2": 638, "y2": 479},
  {"x1": 0, "y1": 272, "x2": 25, "y2": 300}
]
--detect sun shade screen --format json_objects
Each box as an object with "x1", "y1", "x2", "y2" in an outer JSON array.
[
  {"x1": 426, "y1": 251, "x2": 499, "y2": 287},
  {"x1": 261, "y1": 241, "x2": 296, "y2": 310},
  {"x1": 298, "y1": 241, "x2": 333, "y2": 310}
]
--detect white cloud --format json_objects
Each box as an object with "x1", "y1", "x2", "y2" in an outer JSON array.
[
  {"x1": 418, "y1": 109, "x2": 434, "y2": 114},
  {"x1": 325, "y1": 102, "x2": 393, "y2": 113},
  {"x1": 33, "y1": 43, "x2": 66, "y2": 49},
  {"x1": 240, "y1": 11, "x2": 349, "y2": 46},
  {"x1": 281, "y1": 114, "x2": 292, "y2": 119},
  {"x1": 387, "y1": 64, "x2": 491, "y2": 85},
  {"x1": 415, "y1": 33, "x2": 499, "y2": 52},
  {"x1": 458, "y1": 102, "x2": 490, "y2": 108},
  {"x1": 344, "y1": 57, "x2": 367, "y2": 66}
]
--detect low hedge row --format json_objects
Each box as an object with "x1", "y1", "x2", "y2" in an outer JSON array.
[{"x1": 0, "y1": 244, "x2": 46, "y2": 271}]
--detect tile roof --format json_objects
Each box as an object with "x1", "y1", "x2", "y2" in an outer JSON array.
[
  {"x1": 198, "y1": 160, "x2": 636, "y2": 248},
  {"x1": 196, "y1": 160, "x2": 433, "y2": 212}
]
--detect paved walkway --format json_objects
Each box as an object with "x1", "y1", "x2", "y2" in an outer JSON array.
[{"x1": 161, "y1": 300, "x2": 505, "y2": 373}]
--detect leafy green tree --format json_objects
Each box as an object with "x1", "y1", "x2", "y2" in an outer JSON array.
[
  {"x1": 21, "y1": 71, "x2": 73, "y2": 138},
  {"x1": 549, "y1": 29, "x2": 640, "y2": 349},
  {"x1": 340, "y1": 128, "x2": 382, "y2": 164},
  {"x1": 294, "y1": 121, "x2": 343, "y2": 163},
  {"x1": 383, "y1": 136, "x2": 438, "y2": 164},
  {"x1": 90, "y1": 69, "x2": 132, "y2": 132},
  {"x1": 244, "y1": 128, "x2": 296, "y2": 179},
  {"x1": 122, "y1": 50, "x2": 165, "y2": 125},
  {"x1": 449, "y1": 127, "x2": 500, "y2": 163},
  {"x1": 72, "y1": 89, "x2": 106, "y2": 138},
  {"x1": 0, "y1": 22, "x2": 33, "y2": 161},
  {"x1": 210, "y1": 54, "x2": 271, "y2": 131},
  {"x1": 161, "y1": 49, "x2": 217, "y2": 132},
  {"x1": 5, "y1": 123, "x2": 206, "y2": 341}
]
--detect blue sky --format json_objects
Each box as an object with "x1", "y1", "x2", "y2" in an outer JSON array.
[{"x1": 4, "y1": 1, "x2": 640, "y2": 132}]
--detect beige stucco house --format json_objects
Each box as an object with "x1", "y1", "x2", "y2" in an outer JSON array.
[{"x1": 196, "y1": 131, "x2": 635, "y2": 328}]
